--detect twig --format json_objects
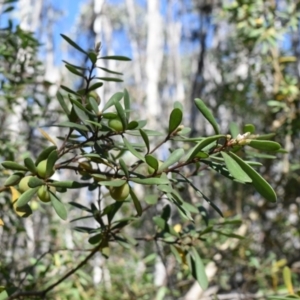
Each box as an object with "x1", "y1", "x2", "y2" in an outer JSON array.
[{"x1": 6, "y1": 246, "x2": 99, "y2": 300}]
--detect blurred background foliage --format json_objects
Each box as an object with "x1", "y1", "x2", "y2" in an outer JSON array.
[{"x1": 1, "y1": 0, "x2": 300, "y2": 299}]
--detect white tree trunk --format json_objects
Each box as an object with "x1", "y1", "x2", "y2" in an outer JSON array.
[{"x1": 146, "y1": 0, "x2": 164, "y2": 123}]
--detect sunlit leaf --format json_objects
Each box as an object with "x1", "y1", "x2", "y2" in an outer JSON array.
[
  {"x1": 35, "y1": 146, "x2": 57, "y2": 165},
  {"x1": 130, "y1": 177, "x2": 170, "y2": 185},
  {"x1": 159, "y1": 149, "x2": 184, "y2": 171},
  {"x1": 168, "y1": 108, "x2": 183, "y2": 135},
  {"x1": 103, "y1": 92, "x2": 124, "y2": 112},
  {"x1": 123, "y1": 88, "x2": 130, "y2": 120},
  {"x1": 28, "y1": 177, "x2": 44, "y2": 188},
  {"x1": 123, "y1": 137, "x2": 145, "y2": 161},
  {"x1": 221, "y1": 151, "x2": 252, "y2": 183},
  {"x1": 248, "y1": 140, "x2": 281, "y2": 151},
  {"x1": 195, "y1": 98, "x2": 219, "y2": 134},
  {"x1": 283, "y1": 266, "x2": 294, "y2": 295},
  {"x1": 114, "y1": 101, "x2": 127, "y2": 130},
  {"x1": 99, "y1": 179, "x2": 126, "y2": 187},
  {"x1": 4, "y1": 172, "x2": 24, "y2": 186},
  {"x1": 145, "y1": 154, "x2": 159, "y2": 170},
  {"x1": 243, "y1": 124, "x2": 255, "y2": 134},
  {"x1": 229, "y1": 151, "x2": 277, "y2": 202},
  {"x1": 50, "y1": 193, "x2": 67, "y2": 220},
  {"x1": 49, "y1": 181, "x2": 89, "y2": 189},
  {"x1": 38, "y1": 128, "x2": 57, "y2": 146},
  {"x1": 187, "y1": 247, "x2": 208, "y2": 290},
  {"x1": 1, "y1": 161, "x2": 27, "y2": 171},
  {"x1": 10, "y1": 187, "x2": 32, "y2": 217},
  {"x1": 187, "y1": 135, "x2": 225, "y2": 161},
  {"x1": 16, "y1": 187, "x2": 39, "y2": 207}
]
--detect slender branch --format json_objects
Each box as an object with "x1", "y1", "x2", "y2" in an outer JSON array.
[{"x1": 6, "y1": 246, "x2": 99, "y2": 300}]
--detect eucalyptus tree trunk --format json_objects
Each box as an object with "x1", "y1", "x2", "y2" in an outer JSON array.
[
  {"x1": 125, "y1": 0, "x2": 142, "y2": 86},
  {"x1": 166, "y1": 0, "x2": 184, "y2": 104},
  {"x1": 146, "y1": 0, "x2": 164, "y2": 127}
]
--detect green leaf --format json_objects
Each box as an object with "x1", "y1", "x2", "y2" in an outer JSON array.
[
  {"x1": 1, "y1": 161, "x2": 27, "y2": 171},
  {"x1": 159, "y1": 149, "x2": 184, "y2": 171},
  {"x1": 130, "y1": 177, "x2": 169, "y2": 185},
  {"x1": 168, "y1": 108, "x2": 183, "y2": 134},
  {"x1": 62, "y1": 60, "x2": 87, "y2": 71},
  {"x1": 15, "y1": 204, "x2": 32, "y2": 218},
  {"x1": 28, "y1": 177, "x2": 44, "y2": 188},
  {"x1": 102, "y1": 201, "x2": 123, "y2": 223},
  {"x1": 99, "y1": 179, "x2": 126, "y2": 187},
  {"x1": 283, "y1": 266, "x2": 294, "y2": 295},
  {"x1": 187, "y1": 135, "x2": 225, "y2": 161},
  {"x1": 115, "y1": 101, "x2": 127, "y2": 130},
  {"x1": 60, "y1": 85, "x2": 79, "y2": 96},
  {"x1": 56, "y1": 121, "x2": 89, "y2": 132},
  {"x1": 195, "y1": 98, "x2": 219, "y2": 134},
  {"x1": 49, "y1": 181, "x2": 89, "y2": 189},
  {"x1": 139, "y1": 129, "x2": 150, "y2": 153},
  {"x1": 45, "y1": 150, "x2": 58, "y2": 179},
  {"x1": 145, "y1": 154, "x2": 158, "y2": 170},
  {"x1": 243, "y1": 124, "x2": 255, "y2": 134},
  {"x1": 69, "y1": 202, "x2": 92, "y2": 212},
  {"x1": 88, "y1": 234, "x2": 102, "y2": 245},
  {"x1": 16, "y1": 187, "x2": 39, "y2": 207},
  {"x1": 202, "y1": 159, "x2": 234, "y2": 181},
  {"x1": 145, "y1": 195, "x2": 158, "y2": 205},
  {"x1": 123, "y1": 88, "x2": 130, "y2": 120},
  {"x1": 57, "y1": 91, "x2": 70, "y2": 116},
  {"x1": 4, "y1": 172, "x2": 24, "y2": 186},
  {"x1": 161, "y1": 204, "x2": 171, "y2": 221},
  {"x1": 173, "y1": 101, "x2": 183, "y2": 111},
  {"x1": 248, "y1": 140, "x2": 281, "y2": 151},
  {"x1": 153, "y1": 216, "x2": 166, "y2": 230},
  {"x1": 103, "y1": 92, "x2": 124, "y2": 112},
  {"x1": 221, "y1": 152, "x2": 252, "y2": 183},
  {"x1": 229, "y1": 152, "x2": 277, "y2": 202},
  {"x1": 254, "y1": 133, "x2": 276, "y2": 140},
  {"x1": 88, "y1": 82, "x2": 103, "y2": 92},
  {"x1": 24, "y1": 157, "x2": 37, "y2": 174},
  {"x1": 123, "y1": 137, "x2": 145, "y2": 161},
  {"x1": 73, "y1": 104, "x2": 89, "y2": 123},
  {"x1": 98, "y1": 66, "x2": 123, "y2": 75},
  {"x1": 100, "y1": 55, "x2": 131, "y2": 61},
  {"x1": 61, "y1": 34, "x2": 87, "y2": 55},
  {"x1": 96, "y1": 77, "x2": 123, "y2": 82},
  {"x1": 130, "y1": 189, "x2": 142, "y2": 216},
  {"x1": 88, "y1": 51, "x2": 97, "y2": 64},
  {"x1": 119, "y1": 159, "x2": 129, "y2": 178},
  {"x1": 229, "y1": 122, "x2": 239, "y2": 138},
  {"x1": 50, "y1": 193, "x2": 67, "y2": 220},
  {"x1": 87, "y1": 96, "x2": 99, "y2": 114},
  {"x1": 127, "y1": 121, "x2": 139, "y2": 130},
  {"x1": 187, "y1": 247, "x2": 208, "y2": 290},
  {"x1": 35, "y1": 146, "x2": 57, "y2": 165}
]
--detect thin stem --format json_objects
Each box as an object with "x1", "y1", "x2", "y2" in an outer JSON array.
[{"x1": 6, "y1": 246, "x2": 99, "y2": 300}]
